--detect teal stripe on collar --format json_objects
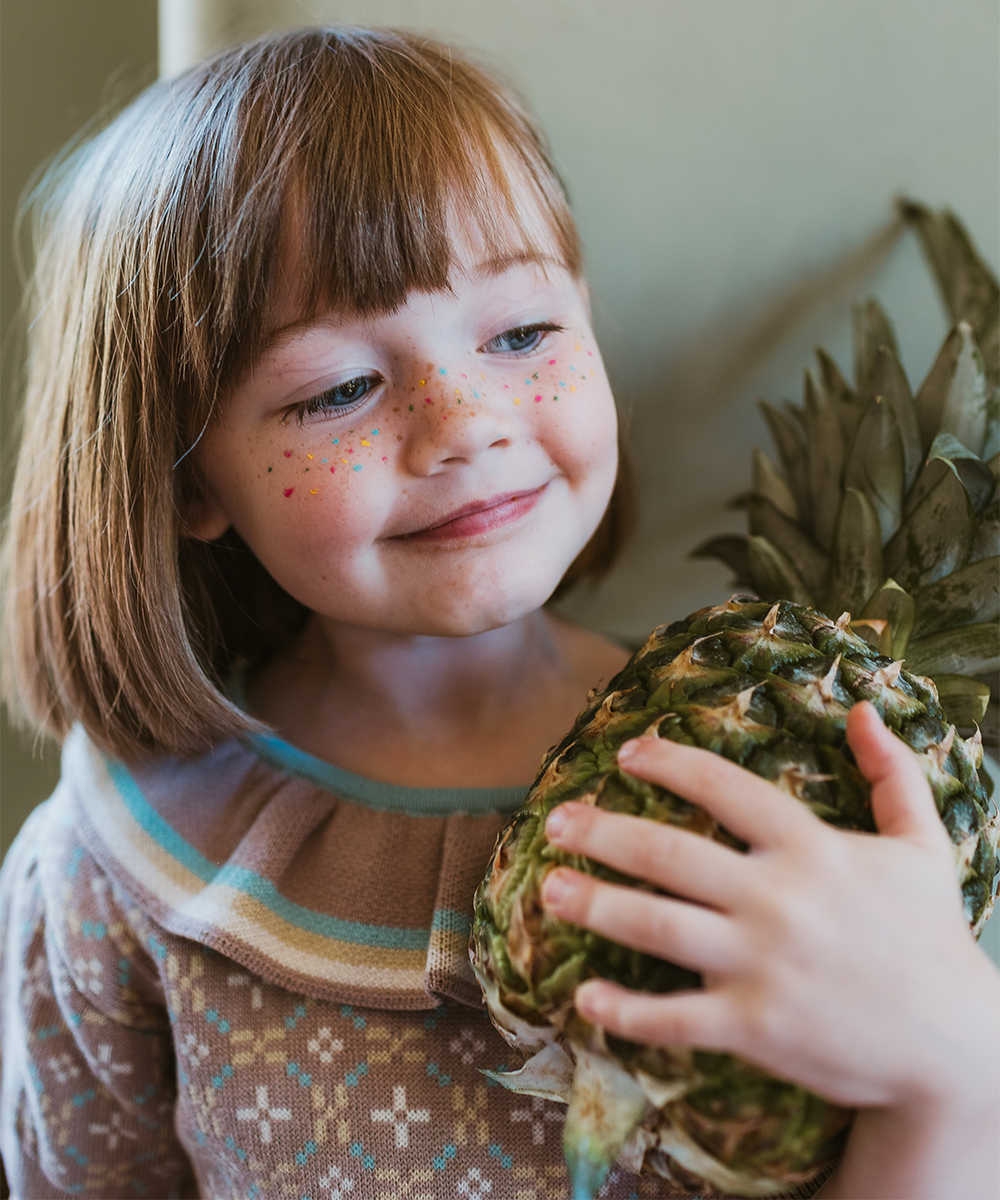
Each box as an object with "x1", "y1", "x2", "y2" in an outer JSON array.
[
  {"x1": 105, "y1": 756, "x2": 432, "y2": 950},
  {"x1": 247, "y1": 732, "x2": 527, "y2": 817}
]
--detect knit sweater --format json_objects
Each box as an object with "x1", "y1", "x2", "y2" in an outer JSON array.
[{"x1": 0, "y1": 725, "x2": 830, "y2": 1200}]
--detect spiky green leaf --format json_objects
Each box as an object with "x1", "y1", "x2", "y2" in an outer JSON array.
[
  {"x1": 901, "y1": 201, "x2": 1000, "y2": 381},
  {"x1": 884, "y1": 460, "x2": 975, "y2": 591},
  {"x1": 826, "y1": 488, "x2": 884, "y2": 617},
  {"x1": 871, "y1": 344, "x2": 922, "y2": 490},
  {"x1": 860, "y1": 579, "x2": 915, "y2": 658},
  {"x1": 853, "y1": 300, "x2": 899, "y2": 402},
  {"x1": 916, "y1": 326, "x2": 966, "y2": 454},
  {"x1": 690, "y1": 535, "x2": 753, "y2": 583},
  {"x1": 747, "y1": 535, "x2": 814, "y2": 606},
  {"x1": 936, "y1": 325, "x2": 990, "y2": 458},
  {"x1": 815, "y1": 346, "x2": 866, "y2": 446},
  {"x1": 843, "y1": 396, "x2": 905, "y2": 544},
  {"x1": 747, "y1": 498, "x2": 828, "y2": 595},
  {"x1": 906, "y1": 623, "x2": 1000, "y2": 677},
  {"x1": 912, "y1": 556, "x2": 1000, "y2": 639},
  {"x1": 752, "y1": 447, "x2": 798, "y2": 520},
  {"x1": 803, "y1": 372, "x2": 844, "y2": 549},
  {"x1": 924, "y1": 433, "x2": 996, "y2": 514},
  {"x1": 758, "y1": 400, "x2": 812, "y2": 530},
  {"x1": 930, "y1": 675, "x2": 991, "y2": 727},
  {"x1": 971, "y1": 496, "x2": 999, "y2": 564}
]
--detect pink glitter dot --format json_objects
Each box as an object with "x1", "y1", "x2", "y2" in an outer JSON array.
[
  {"x1": 382, "y1": 456, "x2": 387, "y2": 461},
  {"x1": 283, "y1": 487, "x2": 294, "y2": 497},
  {"x1": 548, "y1": 359, "x2": 556, "y2": 365},
  {"x1": 534, "y1": 395, "x2": 542, "y2": 403},
  {"x1": 424, "y1": 397, "x2": 432, "y2": 404},
  {"x1": 283, "y1": 450, "x2": 292, "y2": 457},
  {"x1": 330, "y1": 467, "x2": 335, "y2": 474}
]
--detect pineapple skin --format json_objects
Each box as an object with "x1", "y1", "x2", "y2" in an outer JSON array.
[{"x1": 471, "y1": 597, "x2": 999, "y2": 1197}]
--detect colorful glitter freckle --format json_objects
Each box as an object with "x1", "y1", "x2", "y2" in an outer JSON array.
[{"x1": 283, "y1": 488, "x2": 294, "y2": 498}]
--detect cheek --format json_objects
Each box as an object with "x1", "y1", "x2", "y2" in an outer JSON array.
[{"x1": 260, "y1": 423, "x2": 396, "y2": 501}]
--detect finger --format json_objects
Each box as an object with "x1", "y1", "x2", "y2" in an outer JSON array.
[
  {"x1": 545, "y1": 802, "x2": 750, "y2": 909},
  {"x1": 573, "y1": 978, "x2": 733, "y2": 1052},
  {"x1": 616, "y1": 736, "x2": 816, "y2": 849},
  {"x1": 846, "y1": 702, "x2": 951, "y2": 849},
  {"x1": 541, "y1": 867, "x2": 738, "y2": 974}
]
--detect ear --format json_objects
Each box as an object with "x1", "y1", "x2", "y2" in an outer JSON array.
[{"x1": 182, "y1": 492, "x2": 231, "y2": 542}]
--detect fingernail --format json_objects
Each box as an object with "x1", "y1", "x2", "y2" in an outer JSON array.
[
  {"x1": 541, "y1": 869, "x2": 571, "y2": 907},
  {"x1": 574, "y1": 980, "x2": 607, "y2": 1021},
  {"x1": 617, "y1": 739, "x2": 641, "y2": 766},
  {"x1": 545, "y1": 806, "x2": 568, "y2": 841}
]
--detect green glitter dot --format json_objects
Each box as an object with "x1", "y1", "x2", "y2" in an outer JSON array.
[
  {"x1": 267, "y1": 467, "x2": 272, "y2": 472},
  {"x1": 409, "y1": 404, "x2": 414, "y2": 411}
]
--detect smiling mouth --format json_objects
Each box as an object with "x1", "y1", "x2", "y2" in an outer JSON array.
[{"x1": 397, "y1": 485, "x2": 548, "y2": 542}]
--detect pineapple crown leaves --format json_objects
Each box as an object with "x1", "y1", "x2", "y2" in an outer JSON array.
[{"x1": 693, "y1": 204, "x2": 1000, "y2": 741}]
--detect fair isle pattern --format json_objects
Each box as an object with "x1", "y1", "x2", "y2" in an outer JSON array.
[
  {"x1": 64, "y1": 726, "x2": 513, "y2": 1010},
  {"x1": 0, "y1": 783, "x2": 700, "y2": 1197}
]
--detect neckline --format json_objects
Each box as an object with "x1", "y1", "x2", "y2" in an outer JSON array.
[
  {"x1": 246, "y1": 731, "x2": 528, "y2": 816},
  {"x1": 230, "y1": 673, "x2": 528, "y2": 817}
]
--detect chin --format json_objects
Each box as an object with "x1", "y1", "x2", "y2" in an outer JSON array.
[{"x1": 410, "y1": 576, "x2": 564, "y2": 639}]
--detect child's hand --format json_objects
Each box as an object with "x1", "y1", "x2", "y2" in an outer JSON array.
[{"x1": 540, "y1": 702, "x2": 1000, "y2": 1196}]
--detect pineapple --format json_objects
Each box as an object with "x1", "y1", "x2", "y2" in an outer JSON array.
[{"x1": 470, "y1": 204, "x2": 1000, "y2": 1199}]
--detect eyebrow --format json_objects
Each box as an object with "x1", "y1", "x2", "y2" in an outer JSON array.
[
  {"x1": 470, "y1": 251, "x2": 563, "y2": 279},
  {"x1": 259, "y1": 251, "x2": 565, "y2": 358},
  {"x1": 259, "y1": 314, "x2": 333, "y2": 359}
]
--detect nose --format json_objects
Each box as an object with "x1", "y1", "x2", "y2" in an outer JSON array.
[{"x1": 402, "y1": 385, "x2": 515, "y2": 477}]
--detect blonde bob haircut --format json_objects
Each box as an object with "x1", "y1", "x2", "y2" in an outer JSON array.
[{"x1": 2, "y1": 26, "x2": 632, "y2": 762}]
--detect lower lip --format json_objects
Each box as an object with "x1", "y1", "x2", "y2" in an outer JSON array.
[{"x1": 401, "y1": 486, "x2": 547, "y2": 542}]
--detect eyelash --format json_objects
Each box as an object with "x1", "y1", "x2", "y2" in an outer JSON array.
[
  {"x1": 288, "y1": 322, "x2": 564, "y2": 423},
  {"x1": 483, "y1": 322, "x2": 564, "y2": 355},
  {"x1": 289, "y1": 375, "x2": 381, "y2": 424}
]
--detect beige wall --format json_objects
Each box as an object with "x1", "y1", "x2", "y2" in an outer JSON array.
[{"x1": 0, "y1": 0, "x2": 158, "y2": 858}]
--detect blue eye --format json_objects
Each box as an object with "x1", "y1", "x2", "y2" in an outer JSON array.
[
  {"x1": 297, "y1": 375, "x2": 379, "y2": 422},
  {"x1": 485, "y1": 323, "x2": 563, "y2": 355}
]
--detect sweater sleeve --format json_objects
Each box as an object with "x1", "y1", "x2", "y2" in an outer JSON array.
[{"x1": 0, "y1": 795, "x2": 198, "y2": 1198}]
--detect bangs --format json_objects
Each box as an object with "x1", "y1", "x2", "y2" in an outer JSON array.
[
  {"x1": 189, "y1": 28, "x2": 582, "y2": 394},
  {"x1": 289, "y1": 39, "x2": 581, "y2": 316}
]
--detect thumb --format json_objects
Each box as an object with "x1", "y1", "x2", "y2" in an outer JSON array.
[{"x1": 846, "y1": 701, "x2": 949, "y2": 848}]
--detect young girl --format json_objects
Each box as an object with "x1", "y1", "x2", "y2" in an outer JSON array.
[{"x1": 0, "y1": 26, "x2": 995, "y2": 1200}]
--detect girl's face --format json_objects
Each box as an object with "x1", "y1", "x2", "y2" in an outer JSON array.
[{"x1": 190, "y1": 232, "x2": 619, "y2": 639}]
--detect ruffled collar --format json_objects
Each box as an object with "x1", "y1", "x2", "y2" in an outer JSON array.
[{"x1": 63, "y1": 724, "x2": 525, "y2": 1010}]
